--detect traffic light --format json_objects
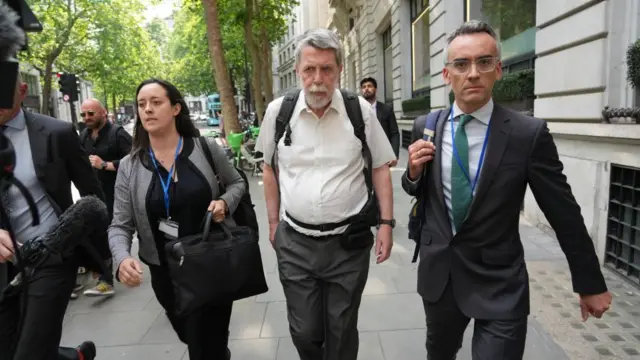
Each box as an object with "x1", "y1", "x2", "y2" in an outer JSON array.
[{"x1": 56, "y1": 72, "x2": 80, "y2": 102}]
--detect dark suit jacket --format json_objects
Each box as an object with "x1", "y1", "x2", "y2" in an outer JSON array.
[
  {"x1": 0, "y1": 111, "x2": 106, "y2": 289},
  {"x1": 401, "y1": 104, "x2": 607, "y2": 320},
  {"x1": 375, "y1": 101, "x2": 400, "y2": 158},
  {"x1": 24, "y1": 111, "x2": 105, "y2": 214}
]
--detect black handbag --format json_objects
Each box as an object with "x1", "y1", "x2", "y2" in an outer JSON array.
[{"x1": 164, "y1": 212, "x2": 268, "y2": 317}]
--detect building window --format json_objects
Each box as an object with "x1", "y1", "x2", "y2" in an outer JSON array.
[
  {"x1": 382, "y1": 27, "x2": 394, "y2": 105},
  {"x1": 466, "y1": 0, "x2": 537, "y2": 66},
  {"x1": 411, "y1": 5, "x2": 430, "y2": 92},
  {"x1": 605, "y1": 164, "x2": 640, "y2": 285},
  {"x1": 410, "y1": 0, "x2": 429, "y2": 21},
  {"x1": 22, "y1": 73, "x2": 39, "y2": 96}
]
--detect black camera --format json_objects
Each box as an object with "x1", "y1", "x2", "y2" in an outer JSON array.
[
  {"x1": 0, "y1": 0, "x2": 41, "y2": 181},
  {"x1": 1, "y1": 0, "x2": 42, "y2": 110}
]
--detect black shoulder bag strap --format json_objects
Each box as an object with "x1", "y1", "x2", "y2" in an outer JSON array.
[
  {"x1": 271, "y1": 89, "x2": 302, "y2": 172},
  {"x1": 198, "y1": 136, "x2": 226, "y2": 194}
]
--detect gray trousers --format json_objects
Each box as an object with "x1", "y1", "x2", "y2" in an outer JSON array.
[{"x1": 274, "y1": 221, "x2": 371, "y2": 360}]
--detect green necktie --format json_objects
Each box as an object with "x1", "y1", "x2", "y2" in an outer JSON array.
[{"x1": 451, "y1": 114, "x2": 474, "y2": 231}]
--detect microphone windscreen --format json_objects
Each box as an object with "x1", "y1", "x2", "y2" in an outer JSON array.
[{"x1": 0, "y1": 2, "x2": 25, "y2": 60}]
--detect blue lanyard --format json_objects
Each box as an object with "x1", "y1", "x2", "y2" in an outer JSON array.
[
  {"x1": 450, "y1": 111, "x2": 490, "y2": 193},
  {"x1": 149, "y1": 137, "x2": 183, "y2": 218}
]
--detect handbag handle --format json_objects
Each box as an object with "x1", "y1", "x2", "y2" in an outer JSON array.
[{"x1": 201, "y1": 211, "x2": 233, "y2": 242}]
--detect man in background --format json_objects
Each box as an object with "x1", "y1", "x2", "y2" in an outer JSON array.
[
  {"x1": 360, "y1": 77, "x2": 399, "y2": 166},
  {"x1": 78, "y1": 99, "x2": 132, "y2": 297}
]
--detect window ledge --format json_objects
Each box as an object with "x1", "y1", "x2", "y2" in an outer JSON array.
[{"x1": 548, "y1": 122, "x2": 640, "y2": 144}]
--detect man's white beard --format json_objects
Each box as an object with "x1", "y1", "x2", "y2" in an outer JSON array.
[{"x1": 301, "y1": 80, "x2": 336, "y2": 110}]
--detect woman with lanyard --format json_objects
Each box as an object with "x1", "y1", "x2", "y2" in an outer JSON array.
[{"x1": 108, "y1": 79, "x2": 246, "y2": 360}]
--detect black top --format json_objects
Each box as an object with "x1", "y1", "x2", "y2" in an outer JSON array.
[
  {"x1": 144, "y1": 137, "x2": 213, "y2": 264},
  {"x1": 79, "y1": 122, "x2": 132, "y2": 215}
]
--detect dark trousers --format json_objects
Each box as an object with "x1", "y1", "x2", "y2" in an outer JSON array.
[
  {"x1": 423, "y1": 281, "x2": 527, "y2": 360},
  {"x1": 96, "y1": 259, "x2": 114, "y2": 286},
  {"x1": 0, "y1": 254, "x2": 81, "y2": 360},
  {"x1": 275, "y1": 221, "x2": 371, "y2": 360},
  {"x1": 148, "y1": 263, "x2": 232, "y2": 360},
  {"x1": 97, "y1": 203, "x2": 114, "y2": 286}
]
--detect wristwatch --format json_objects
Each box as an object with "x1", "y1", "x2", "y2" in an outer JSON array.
[
  {"x1": 378, "y1": 219, "x2": 396, "y2": 229},
  {"x1": 100, "y1": 161, "x2": 108, "y2": 170}
]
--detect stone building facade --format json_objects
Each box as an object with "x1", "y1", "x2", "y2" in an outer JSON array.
[{"x1": 328, "y1": 0, "x2": 640, "y2": 282}]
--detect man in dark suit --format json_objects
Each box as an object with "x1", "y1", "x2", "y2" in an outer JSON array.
[
  {"x1": 0, "y1": 74, "x2": 105, "y2": 359},
  {"x1": 402, "y1": 20, "x2": 612, "y2": 359},
  {"x1": 361, "y1": 77, "x2": 399, "y2": 166}
]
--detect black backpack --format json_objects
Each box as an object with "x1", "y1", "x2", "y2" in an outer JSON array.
[
  {"x1": 271, "y1": 89, "x2": 377, "y2": 227},
  {"x1": 407, "y1": 109, "x2": 442, "y2": 263},
  {"x1": 198, "y1": 137, "x2": 260, "y2": 235}
]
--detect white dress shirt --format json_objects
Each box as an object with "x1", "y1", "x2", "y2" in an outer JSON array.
[
  {"x1": 409, "y1": 99, "x2": 493, "y2": 235},
  {"x1": 256, "y1": 90, "x2": 396, "y2": 236}
]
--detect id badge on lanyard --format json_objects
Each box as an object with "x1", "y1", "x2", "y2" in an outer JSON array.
[{"x1": 150, "y1": 137, "x2": 183, "y2": 239}]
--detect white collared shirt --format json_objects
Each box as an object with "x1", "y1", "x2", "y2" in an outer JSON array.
[
  {"x1": 441, "y1": 99, "x2": 494, "y2": 234},
  {"x1": 256, "y1": 90, "x2": 396, "y2": 236}
]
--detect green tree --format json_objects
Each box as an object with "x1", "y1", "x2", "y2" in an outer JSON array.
[
  {"x1": 167, "y1": 0, "x2": 247, "y2": 97},
  {"x1": 19, "y1": 0, "x2": 161, "y2": 115},
  {"x1": 65, "y1": 0, "x2": 164, "y2": 113},
  {"x1": 146, "y1": 17, "x2": 170, "y2": 60},
  {"x1": 201, "y1": 0, "x2": 241, "y2": 133},
  {"x1": 239, "y1": 0, "x2": 297, "y2": 123},
  {"x1": 19, "y1": 0, "x2": 100, "y2": 114}
]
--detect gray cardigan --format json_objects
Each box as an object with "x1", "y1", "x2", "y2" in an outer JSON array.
[{"x1": 108, "y1": 137, "x2": 246, "y2": 268}]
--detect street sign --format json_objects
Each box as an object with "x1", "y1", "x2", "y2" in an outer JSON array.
[{"x1": 63, "y1": 94, "x2": 69, "y2": 102}]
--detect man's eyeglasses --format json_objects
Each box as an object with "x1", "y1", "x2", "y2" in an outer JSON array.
[
  {"x1": 80, "y1": 111, "x2": 95, "y2": 118},
  {"x1": 446, "y1": 57, "x2": 499, "y2": 75}
]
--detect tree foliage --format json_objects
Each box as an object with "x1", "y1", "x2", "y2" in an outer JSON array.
[
  {"x1": 20, "y1": 0, "x2": 298, "y2": 126},
  {"x1": 167, "y1": 0, "x2": 247, "y2": 97},
  {"x1": 20, "y1": 0, "x2": 164, "y2": 114},
  {"x1": 480, "y1": 0, "x2": 535, "y2": 40}
]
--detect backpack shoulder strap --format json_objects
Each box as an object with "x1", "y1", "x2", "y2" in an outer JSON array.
[
  {"x1": 273, "y1": 89, "x2": 302, "y2": 147},
  {"x1": 340, "y1": 89, "x2": 366, "y2": 144},
  {"x1": 271, "y1": 89, "x2": 301, "y2": 184},
  {"x1": 340, "y1": 89, "x2": 373, "y2": 194},
  {"x1": 423, "y1": 109, "x2": 442, "y2": 140}
]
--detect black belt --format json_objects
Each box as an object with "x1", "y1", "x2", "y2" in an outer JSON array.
[{"x1": 285, "y1": 211, "x2": 353, "y2": 232}]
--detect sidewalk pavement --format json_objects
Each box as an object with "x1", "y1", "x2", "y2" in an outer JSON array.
[{"x1": 64, "y1": 149, "x2": 640, "y2": 359}]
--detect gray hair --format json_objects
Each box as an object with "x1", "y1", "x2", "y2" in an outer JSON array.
[
  {"x1": 294, "y1": 28, "x2": 343, "y2": 68},
  {"x1": 443, "y1": 20, "x2": 502, "y2": 64}
]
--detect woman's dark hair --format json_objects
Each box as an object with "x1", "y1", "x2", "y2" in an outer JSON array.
[{"x1": 132, "y1": 78, "x2": 200, "y2": 151}]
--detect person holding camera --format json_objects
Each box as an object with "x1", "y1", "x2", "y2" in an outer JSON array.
[{"x1": 0, "y1": 74, "x2": 105, "y2": 360}]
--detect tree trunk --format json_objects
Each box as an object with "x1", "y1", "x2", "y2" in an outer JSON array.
[
  {"x1": 260, "y1": 25, "x2": 274, "y2": 108},
  {"x1": 201, "y1": 0, "x2": 240, "y2": 133},
  {"x1": 42, "y1": 60, "x2": 54, "y2": 116},
  {"x1": 244, "y1": 0, "x2": 265, "y2": 123},
  {"x1": 112, "y1": 93, "x2": 117, "y2": 116}
]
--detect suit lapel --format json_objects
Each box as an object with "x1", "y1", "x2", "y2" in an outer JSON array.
[
  {"x1": 24, "y1": 111, "x2": 48, "y2": 181},
  {"x1": 376, "y1": 102, "x2": 384, "y2": 125},
  {"x1": 432, "y1": 108, "x2": 451, "y2": 233},
  {"x1": 465, "y1": 105, "x2": 511, "y2": 220}
]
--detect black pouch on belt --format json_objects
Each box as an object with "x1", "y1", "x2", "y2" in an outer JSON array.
[{"x1": 340, "y1": 220, "x2": 374, "y2": 250}]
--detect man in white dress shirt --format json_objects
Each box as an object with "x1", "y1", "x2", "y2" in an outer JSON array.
[{"x1": 256, "y1": 28, "x2": 396, "y2": 360}]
